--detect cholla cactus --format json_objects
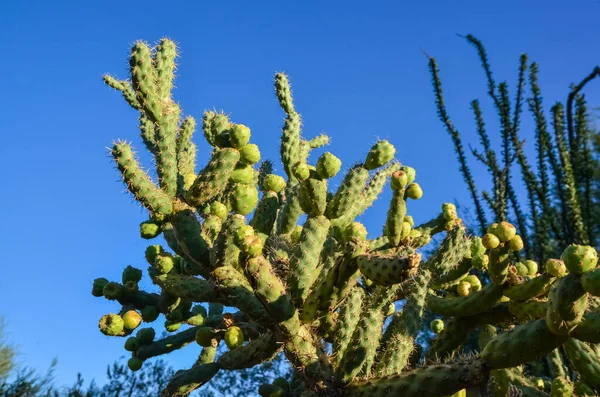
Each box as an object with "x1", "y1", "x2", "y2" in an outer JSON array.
[{"x1": 93, "y1": 39, "x2": 600, "y2": 397}]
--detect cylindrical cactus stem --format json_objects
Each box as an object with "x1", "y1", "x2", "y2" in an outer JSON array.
[
  {"x1": 545, "y1": 274, "x2": 587, "y2": 335},
  {"x1": 103, "y1": 75, "x2": 142, "y2": 110},
  {"x1": 170, "y1": 209, "x2": 211, "y2": 277},
  {"x1": 481, "y1": 319, "x2": 568, "y2": 369},
  {"x1": 563, "y1": 338, "x2": 600, "y2": 390},
  {"x1": 199, "y1": 215, "x2": 222, "y2": 245},
  {"x1": 571, "y1": 310, "x2": 600, "y2": 343},
  {"x1": 111, "y1": 142, "x2": 173, "y2": 215},
  {"x1": 503, "y1": 273, "x2": 556, "y2": 302},
  {"x1": 508, "y1": 299, "x2": 547, "y2": 323},
  {"x1": 296, "y1": 170, "x2": 328, "y2": 217},
  {"x1": 546, "y1": 348, "x2": 568, "y2": 379},
  {"x1": 241, "y1": 254, "x2": 300, "y2": 336},
  {"x1": 375, "y1": 269, "x2": 431, "y2": 376},
  {"x1": 154, "y1": 38, "x2": 177, "y2": 101},
  {"x1": 289, "y1": 215, "x2": 331, "y2": 306},
  {"x1": 185, "y1": 148, "x2": 240, "y2": 207},
  {"x1": 345, "y1": 358, "x2": 489, "y2": 397},
  {"x1": 210, "y1": 214, "x2": 246, "y2": 270},
  {"x1": 217, "y1": 332, "x2": 281, "y2": 370},
  {"x1": 307, "y1": 133, "x2": 329, "y2": 149},
  {"x1": 284, "y1": 325, "x2": 333, "y2": 389},
  {"x1": 384, "y1": 172, "x2": 407, "y2": 246},
  {"x1": 332, "y1": 285, "x2": 365, "y2": 368},
  {"x1": 161, "y1": 363, "x2": 220, "y2": 397},
  {"x1": 154, "y1": 100, "x2": 180, "y2": 198},
  {"x1": 488, "y1": 245, "x2": 511, "y2": 285},
  {"x1": 427, "y1": 282, "x2": 504, "y2": 317},
  {"x1": 327, "y1": 164, "x2": 370, "y2": 220},
  {"x1": 425, "y1": 226, "x2": 470, "y2": 275},
  {"x1": 176, "y1": 116, "x2": 197, "y2": 195},
  {"x1": 275, "y1": 73, "x2": 302, "y2": 182},
  {"x1": 129, "y1": 41, "x2": 161, "y2": 121},
  {"x1": 250, "y1": 190, "x2": 279, "y2": 238},
  {"x1": 276, "y1": 185, "x2": 304, "y2": 235}
]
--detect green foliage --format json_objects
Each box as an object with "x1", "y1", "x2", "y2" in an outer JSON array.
[{"x1": 92, "y1": 37, "x2": 600, "y2": 397}]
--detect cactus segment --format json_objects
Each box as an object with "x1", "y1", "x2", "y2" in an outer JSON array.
[
  {"x1": 364, "y1": 140, "x2": 396, "y2": 170},
  {"x1": 186, "y1": 148, "x2": 240, "y2": 207},
  {"x1": 217, "y1": 332, "x2": 281, "y2": 370},
  {"x1": 231, "y1": 183, "x2": 259, "y2": 215},
  {"x1": 561, "y1": 244, "x2": 598, "y2": 275},
  {"x1": 327, "y1": 165, "x2": 370, "y2": 220},
  {"x1": 581, "y1": 268, "x2": 600, "y2": 296},
  {"x1": 563, "y1": 338, "x2": 600, "y2": 390},
  {"x1": 427, "y1": 282, "x2": 504, "y2": 317},
  {"x1": 357, "y1": 253, "x2": 420, "y2": 286},
  {"x1": 545, "y1": 274, "x2": 587, "y2": 335},
  {"x1": 503, "y1": 273, "x2": 555, "y2": 302}
]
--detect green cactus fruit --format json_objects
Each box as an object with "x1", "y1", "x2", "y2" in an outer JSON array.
[
  {"x1": 229, "y1": 124, "x2": 251, "y2": 149},
  {"x1": 140, "y1": 220, "x2": 161, "y2": 239},
  {"x1": 290, "y1": 225, "x2": 303, "y2": 243},
  {"x1": 127, "y1": 357, "x2": 143, "y2": 372},
  {"x1": 404, "y1": 215, "x2": 414, "y2": 227},
  {"x1": 164, "y1": 320, "x2": 181, "y2": 332},
  {"x1": 292, "y1": 162, "x2": 310, "y2": 181},
  {"x1": 430, "y1": 319, "x2": 444, "y2": 334},
  {"x1": 103, "y1": 282, "x2": 123, "y2": 301},
  {"x1": 482, "y1": 233, "x2": 500, "y2": 249},
  {"x1": 186, "y1": 313, "x2": 205, "y2": 326},
  {"x1": 385, "y1": 302, "x2": 395, "y2": 316},
  {"x1": 457, "y1": 281, "x2": 471, "y2": 297},
  {"x1": 210, "y1": 202, "x2": 229, "y2": 219},
  {"x1": 92, "y1": 278, "x2": 109, "y2": 297},
  {"x1": 465, "y1": 275, "x2": 482, "y2": 292},
  {"x1": 515, "y1": 262, "x2": 529, "y2": 277},
  {"x1": 165, "y1": 309, "x2": 184, "y2": 323},
  {"x1": 550, "y1": 377, "x2": 573, "y2": 397},
  {"x1": 495, "y1": 221, "x2": 517, "y2": 242},
  {"x1": 135, "y1": 328, "x2": 155, "y2": 345},
  {"x1": 581, "y1": 268, "x2": 600, "y2": 296},
  {"x1": 390, "y1": 170, "x2": 408, "y2": 190},
  {"x1": 231, "y1": 165, "x2": 256, "y2": 184},
  {"x1": 124, "y1": 336, "x2": 140, "y2": 352},
  {"x1": 234, "y1": 225, "x2": 255, "y2": 246},
  {"x1": 471, "y1": 254, "x2": 489, "y2": 271},
  {"x1": 405, "y1": 183, "x2": 423, "y2": 200},
  {"x1": 546, "y1": 258, "x2": 567, "y2": 278},
  {"x1": 122, "y1": 265, "x2": 143, "y2": 284},
  {"x1": 262, "y1": 174, "x2": 286, "y2": 193},
  {"x1": 524, "y1": 260, "x2": 538, "y2": 276},
  {"x1": 560, "y1": 244, "x2": 598, "y2": 275},
  {"x1": 232, "y1": 184, "x2": 259, "y2": 215},
  {"x1": 99, "y1": 314, "x2": 124, "y2": 336},
  {"x1": 365, "y1": 140, "x2": 396, "y2": 170},
  {"x1": 191, "y1": 305, "x2": 208, "y2": 317},
  {"x1": 240, "y1": 143, "x2": 261, "y2": 164},
  {"x1": 241, "y1": 235, "x2": 264, "y2": 257},
  {"x1": 401, "y1": 221, "x2": 411, "y2": 237},
  {"x1": 122, "y1": 310, "x2": 142, "y2": 330},
  {"x1": 506, "y1": 235, "x2": 524, "y2": 251},
  {"x1": 140, "y1": 306, "x2": 159, "y2": 322},
  {"x1": 224, "y1": 326, "x2": 245, "y2": 349},
  {"x1": 195, "y1": 327, "x2": 216, "y2": 347},
  {"x1": 344, "y1": 222, "x2": 368, "y2": 242},
  {"x1": 154, "y1": 252, "x2": 175, "y2": 274},
  {"x1": 144, "y1": 244, "x2": 164, "y2": 265},
  {"x1": 316, "y1": 152, "x2": 341, "y2": 179},
  {"x1": 401, "y1": 165, "x2": 416, "y2": 184},
  {"x1": 487, "y1": 222, "x2": 499, "y2": 235}
]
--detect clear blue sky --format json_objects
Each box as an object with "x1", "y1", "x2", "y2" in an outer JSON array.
[{"x1": 2, "y1": 0, "x2": 600, "y2": 390}]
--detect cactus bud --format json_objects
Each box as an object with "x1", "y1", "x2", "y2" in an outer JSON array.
[
  {"x1": 487, "y1": 223, "x2": 499, "y2": 235},
  {"x1": 124, "y1": 336, "x2": 140, "y2": 352},
  {"x1": 103, "y1": 282, "x2": 123, "y2": 301},
  {"x1": 472, "y1": 254, "x2": 489, "y2": 270},
  {"x1": 470, "y1": 237, "x2": 486, "y2": 257},
  {"x1": 99, "y1": 314, "x2": 124, "y2": 336},
  {"x1": 365, "y1": 140, "x2": 395, "y2": 170},
  {"x1": 401, "y1": 221, "x2": 411, "y2": 237},
  {"x1": 242, "y1": 235, "x2": 264, "y2": 257},
  {"x1": 136, "y1": 328, "x2": 156, "y2": 345},
  {"x1": 123, "y1": 310, "x2": 142, "y2": 330},
  {"x1": 390, "y1": 170, "x2": 408, "y2": 190},
  {"x1": 235, "y1": 225, "x2": 255, "y2": 246},
  {"x1": 92, "y1": 278, "x2": 109, "y2": 297},
  {"x1": 240, "y1": 144, "x2": 261, "y2": 164},
  {"x1": 263, "y1": 174, "x2": 286, "y2": 193},
  {"x1": 430, "y1": 319, "x2": 444, "y2": 334},
  {"x1": 495, "y1": 221, "x2": 516, "y2": 242},
  {"x1": 122, "y1": 265, "x2": 143, "y2": 284},
  {"x1": 145, "y1": 244, "x2": 164, "y2": 265},
  {"x1": 224, "y1": 326, "x2": 244, "y2": 349},
  {"x1": 316, "y1": 152, "x2": 341, "y2": 179},
  {"x1": 344, "y1": 222, "x2": 368, "y2": 242},
  {"x1": 465, "y1": 275, "x2": 482, "y2": 292},
  {"x1": 404, "y1": 215, "x2": 414, "y2": 227},
  {"x1": 457, "y1": 281, "x2": 471, "y2": 297},
  {"x1": 405, "y1": 183, "x2": 423, "y2": 200},
  {"x1": 545, "y1": 258, "x2": 567, "y2": 278},
  {"x1": 232, "y1": 184, "x2": 259, "y2": 215},
  {"x1": 442, "y1": 203, "x2": 457, "y2": 220},
  {"x1": 229, "y1": 124, "x2": 251, "y2": 149},
  {"x1": 141, "y1": 306, "x2": 159, "y2": 322},
  {"x1": 401, "y1": 166, "x2": 416, "y2": 184},
  {"x1": 560, "y1": 244, "x2": 598, "y2": 275},
  {"x1": 231, "y1": 165, "x2": 256, "y2": 184},
  {"x1": 506, "y1": 235, "x2": 524, "y2": 251},
  {"x1": 186, "y1": 313, "x2": 205, "y2": 326},
  {"x1": 140, "y1": 220, "x2": 161, "y2": 239},
  {"x1": 524, "y1": 260, "x2": 538, "y2": 276},
  {"x1": 195, "y1": 327, "x2": 216, "y2": 347},
  {"x1": 127, "y1": 357, "x2": 143, "y2": 372},
  {"x1": 292, "y1": 162, "x2": 311, "y2": 181},
  {"x1": 515, "y1": 262, "x2": 529, "y2": 277},
  {"x1": 482, "y1": 233, "x2": 500, "y2": 249},
  {"x1": 154, "y1": 252, "x2": 175, "y2": 274},
  {"x1": 210, "y1": 202, "x2": 229, "y2": 219}
]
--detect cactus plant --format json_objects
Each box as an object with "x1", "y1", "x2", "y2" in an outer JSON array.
[{"x1": 93, "y1": 38, "x2": 600, "y2": 397}]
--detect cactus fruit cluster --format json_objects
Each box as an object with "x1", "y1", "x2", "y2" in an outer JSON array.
[{"x1": 94, "y1": 38, "x2": 600, "y2": 397}]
